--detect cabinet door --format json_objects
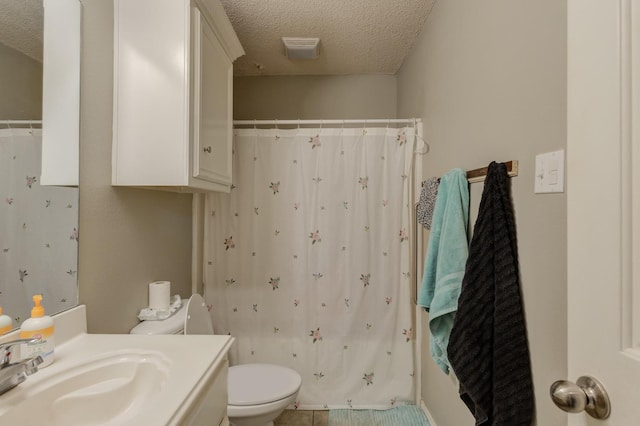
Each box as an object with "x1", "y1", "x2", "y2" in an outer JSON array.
[
  {"x1": 41, "y1": 0, "x2": 80, "y2": 186},
  {"x1": 192, "y1": 8, "x2": 233, "y2": 187}
]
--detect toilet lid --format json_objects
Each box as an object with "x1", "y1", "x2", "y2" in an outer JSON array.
[
  {"x1": 228, "y1": 364, "x2": 302, "y2": 406},
  {"x1": 184, "y1": 294, "x2": 214, "y2": 335}
]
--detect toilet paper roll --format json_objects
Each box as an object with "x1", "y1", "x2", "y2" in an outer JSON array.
[{"x1": 149, "y1": 281, "x2": 171, "y2": 310}]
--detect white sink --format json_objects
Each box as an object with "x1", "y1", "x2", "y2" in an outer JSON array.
[
  {"x1": 0, "y1": 306, "x2": 234, "y2": 425},
  {"x1": 0, "y1": 351, "x2": 169, "y2": 425}
]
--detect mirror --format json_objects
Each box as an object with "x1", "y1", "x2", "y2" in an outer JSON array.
[{"x1": 0, "y1": 0, "x2": 79, "y2": 329}]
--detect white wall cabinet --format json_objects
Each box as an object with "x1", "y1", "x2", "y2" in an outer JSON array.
[
  {"x1": 112, "y1": 0, "x2": 243, "y2": 192},
  {"x1": 40, "y1": 0, "x2": 81, "y2": 186}
]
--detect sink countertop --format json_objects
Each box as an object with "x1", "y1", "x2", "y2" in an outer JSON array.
[{"x1": 0, "y1": 305, "x2": 234, "y2": 425}]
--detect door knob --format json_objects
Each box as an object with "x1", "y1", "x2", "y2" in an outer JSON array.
[{"x1": 550, "y1": 376, "x2": 610, "y2": 419}]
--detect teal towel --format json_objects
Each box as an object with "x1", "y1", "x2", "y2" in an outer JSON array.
[{"x1": 417, "y1": 168, "x2": 469, "y2": 374}]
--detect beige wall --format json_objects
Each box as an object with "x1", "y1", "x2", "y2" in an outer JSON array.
[
  {"x1": 75, "y1": 0, "x2": 568, "y2": 419},
  {"x1": 78, "y1": 0, "x2": 193, "y2": 334},
  {"x1": 397, "y1": 1, "x2": 567, "y2": 425},
  {"x1": 0, "y1": 43, "x2": 42, "y2": 120},
  {"x1": 234, "y1": 75, "x2": 397, "y2": 120}
]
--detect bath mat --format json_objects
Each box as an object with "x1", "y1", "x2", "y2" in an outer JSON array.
[{"x1": 328, "y1": 406, "x2": 430, "y2": 426}]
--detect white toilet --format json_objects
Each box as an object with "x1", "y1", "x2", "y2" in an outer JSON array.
[{"x1": 131, "y1": 294, "x2": 302, "y2": 426}]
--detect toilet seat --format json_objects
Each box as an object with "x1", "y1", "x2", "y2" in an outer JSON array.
[{"x1": 228, "y1": 364, "x2": 302, "y2": 406}]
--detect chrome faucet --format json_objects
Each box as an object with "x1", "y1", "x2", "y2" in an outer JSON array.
[{"x1": 0, "y1": 338, "x2": 44, "y2": 396}]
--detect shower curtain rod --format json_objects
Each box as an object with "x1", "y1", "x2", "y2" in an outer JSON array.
[
  {"x1": 233, "y1": 118, "x2": 422, "y2": 126},
  {"x1": 0, "y1": 120, "x2": 42, "y2": 125}
]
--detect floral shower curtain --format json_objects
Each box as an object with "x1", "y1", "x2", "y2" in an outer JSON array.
[
  {"x1": 0, "y1": 129, "x2": 78, "y2": 326},
  {"x1": 204, "y1": 125, "x2": 416, "y2": 409}
]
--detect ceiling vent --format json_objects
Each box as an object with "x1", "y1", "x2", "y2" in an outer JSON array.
[{"x1": 282, "y1": 37, "x2": 320, "y2": 60}]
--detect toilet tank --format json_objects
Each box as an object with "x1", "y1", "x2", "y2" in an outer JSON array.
[
  {"x1": 129, "y1": 294, "x2": 215, "y2": 335},
  {"x1": 129, "y1": 299, "x2": 188, "y2": 335}
]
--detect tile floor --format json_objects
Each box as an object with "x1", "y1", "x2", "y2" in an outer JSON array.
[{"x1": 274, "y1": 410, "x2": 329, "y2": 426}]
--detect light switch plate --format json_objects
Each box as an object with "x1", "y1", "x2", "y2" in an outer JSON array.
[{"x1": 535, "y1": 149, "x2": 565, "y2": 193}]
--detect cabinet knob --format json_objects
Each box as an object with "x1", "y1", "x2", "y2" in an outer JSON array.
[{"x1": 203, "y1": 146, "x2": 212, "y2": 154}]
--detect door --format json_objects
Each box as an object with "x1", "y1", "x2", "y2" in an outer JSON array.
[{"x1": 566, "y1": 0, "x2": 640, "y2": 424}]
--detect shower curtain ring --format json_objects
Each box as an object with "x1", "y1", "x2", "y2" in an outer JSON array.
[{"x1": 414, "y1": 135, "x2": 430, "y2": 155}]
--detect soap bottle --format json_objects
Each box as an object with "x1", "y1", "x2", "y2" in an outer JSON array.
[
  {"x1": 0, "y1": 306, "x2": 12, "y2": 335},
  {"x1": 19, "y1": 294, "x2": 55, "y2": 367}
]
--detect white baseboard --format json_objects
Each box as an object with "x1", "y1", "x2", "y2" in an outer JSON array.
[{"x1": 420, "y1": 400, "x2": 437, "y2": 426}]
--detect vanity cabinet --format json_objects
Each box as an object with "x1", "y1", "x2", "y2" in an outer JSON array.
[
  {"x1": 182, "y1": 358, "x2": 230, "y2": 425},
  {"x1": 112, "y1": 0, "x2": 243, "y2": 192}
]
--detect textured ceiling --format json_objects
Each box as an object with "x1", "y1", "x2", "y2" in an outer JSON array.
[
  {"x1": 0, "y1": 0, "x2": 42, "y2": 62},
  {"x1": 0, "y1": 0, "x2": 435, "y2": 75},
  {"x1": 220, "y1": 0, "x2": 435, "y2": 76}
]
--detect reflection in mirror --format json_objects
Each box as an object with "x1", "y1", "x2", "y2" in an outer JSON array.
[{"x1": 0, "y1": 0, "x2": 79, "y2": 330}]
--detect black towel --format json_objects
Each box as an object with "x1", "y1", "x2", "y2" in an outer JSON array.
[{"x1": 447, "y1": 162, "x2": 534, "y2": 425}]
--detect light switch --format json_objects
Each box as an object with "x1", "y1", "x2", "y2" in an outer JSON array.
[{"x1": 535, "y1": 149, "x2": 565, "y2": 193}]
